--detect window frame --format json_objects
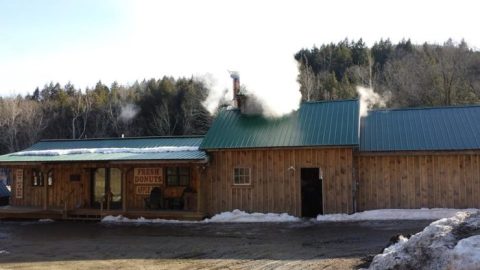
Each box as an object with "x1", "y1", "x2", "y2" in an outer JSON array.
[
  {"x1": 31, "y1": 169, "x2": 44, "y2": 187},
  {"x1": 47, "y1": 169, "x2": 54, "y2": 186},
  {"x1": 166, "y1": 167, "x2": 190, "y2": 187},
  {"x1": 233, "y1": 167, "x2": 251, "y2": 186}
]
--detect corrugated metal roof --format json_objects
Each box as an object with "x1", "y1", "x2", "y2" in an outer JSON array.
[
  {"x1": 200, "y1": 99, "x2": 359, "y2": 149},
  {"x1": 0, "y1": 136, "x2": 207, "y2": 163},
  {"x1": 360, "y1": 105, "x2": 480, "y2": 152},
  {"x1": 26, "y1": 136, "x2": 203, "y2": 150}
]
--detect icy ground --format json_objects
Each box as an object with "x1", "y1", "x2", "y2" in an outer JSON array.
[{"x1": 369, "y1": 210, "x2": 480, "y2": 270}]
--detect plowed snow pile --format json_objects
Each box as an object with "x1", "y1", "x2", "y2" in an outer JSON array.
[{"x1": 369, "y1": 210, "x2": 480, "y2": 270}]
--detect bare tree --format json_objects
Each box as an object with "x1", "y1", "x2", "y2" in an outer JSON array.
[
  {"x1": 0, "y1": 98, "x2": 22, "y2": 152},
  {"x1": 71, "y1": 91, "x2": 91, "y2": 139}
]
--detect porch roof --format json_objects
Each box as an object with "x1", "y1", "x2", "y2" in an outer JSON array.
[{"x1": 0, "y1": 136, "x2": 207, "y2": 164}]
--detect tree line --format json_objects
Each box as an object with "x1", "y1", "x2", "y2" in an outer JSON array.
[
  {"x1": 0, "y1": 77, "x2": 211, "y2": 154},
  {"x1": 1, "y1": 39, "x2": 479, "y2": 154},
  {"x1": 295, "y1": 39, "x2": 480, "y2": 107}
]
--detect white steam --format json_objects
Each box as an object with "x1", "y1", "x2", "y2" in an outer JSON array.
[
  {"x1": 201, "y1": 61, "x2": 302, "y2": 118},
  {"x1": 357, "y1": 86, "x2": 389, "y2": 117},
  {"x1": 119, "y1": 103, "x2": 139, "y2": 122}
]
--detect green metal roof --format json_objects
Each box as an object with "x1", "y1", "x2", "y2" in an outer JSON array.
[
  {"x1": 360, "y1": 105, "x2": 480, "y2": 152},
  {"x1": 0, "y1": 136, "x2": 207, "y2": 163},
  {"x1": 200, "y1": 99, "x2": 359, "y2": 149}
]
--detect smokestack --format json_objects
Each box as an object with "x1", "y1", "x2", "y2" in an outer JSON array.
[
  {"x1": 229, "y1": 71, "x2": 249, "y2": 114},
  {"x1": 230, "y1": 71, "x2": 242, "y2": 109}
]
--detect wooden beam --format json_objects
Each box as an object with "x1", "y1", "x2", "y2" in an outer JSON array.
[{"x1": 122, "y1": 168, "x2": 127, "y2": 212}]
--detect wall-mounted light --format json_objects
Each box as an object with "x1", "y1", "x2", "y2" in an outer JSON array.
[{"x1": 319, "y1": 168, "x2": 323, "y2": 181}]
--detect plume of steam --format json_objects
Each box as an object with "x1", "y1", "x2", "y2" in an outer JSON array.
[
  {"x1": 198, "y1": 73, "x2": 232, "y2": 113},
  {"x1": 119, "y1": 103, "x2": 139, "y2": 122},
  {"x1": 357, "y1": 86, "x2": 389, "y2": 117}
]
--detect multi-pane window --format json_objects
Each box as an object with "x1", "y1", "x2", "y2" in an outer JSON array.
[
  {"x1": 233, "y1": 168, "x2": 251, "y2": 185},
  {"x1": 32, "y1": 169, "x2": 44, "y2": 187},
  {"x1": 166, "y1": 167, "x2": 190, "y2": 186}
]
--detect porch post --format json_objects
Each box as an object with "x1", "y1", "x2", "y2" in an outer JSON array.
[
  {"x1": 196, "y1": 166, "x2": 202, "y2": 214},
  {"x1": 43, "y1": 166, "x2": 48, "y2": 210},
  {"x1": 122, "y1": 168, "x2": 127, "y2": 212}
]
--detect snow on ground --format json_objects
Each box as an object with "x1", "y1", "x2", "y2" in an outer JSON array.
[
  {"x1": 13, "y1": 146, "x2": 199, "y2": 156},
  {"x1": 316, "y1": 208, "x2": 477, "y2": 222},
  {"x1": 102, "y1": 209, "x2": 300, "y2": 224},
  {"x1": 102, "y1": 209, "x2": 476, "y2": 224},
  {"x1": 102, "y1": 215, "x2": 189, "y2": 224},
  {"x1": 369, "y1": 210, "x2": 480, "y2": 270},
  {"x1": 38, "y1": 219, "x2": 54, "y2": 223},
  {"x1": 203, "y1": 209, "x2": 300, "y2": 223},
  {"x1": 450, "y1": 235, "x2": 480, "y2": 270}
]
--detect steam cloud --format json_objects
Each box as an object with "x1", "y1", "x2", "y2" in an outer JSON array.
[
  {"x1": 119, "y1": 103, "x2": 139, "y2": 122},
  {"x1": 202, "y1": 63, "x2": 302, "y2": 118},
  {"x1": 357, "y1": 86, "x2": 389, "y2": 117}
]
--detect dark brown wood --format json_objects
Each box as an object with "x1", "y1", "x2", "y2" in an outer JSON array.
[
  {"x1": 204, "y1": 148, "x2": 355, "y2": 216},
  {"x1": 357, "y1": 153, "x2": 480, "y2": 210}
]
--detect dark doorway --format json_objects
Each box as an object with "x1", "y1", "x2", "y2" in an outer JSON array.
[{"x1": 301, "y1": 168, "x2": 323, "y2": 217}]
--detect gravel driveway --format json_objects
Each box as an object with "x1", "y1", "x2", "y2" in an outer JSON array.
[{"x1": 0, "y1": 219, "x2": 431, "y2": 270}]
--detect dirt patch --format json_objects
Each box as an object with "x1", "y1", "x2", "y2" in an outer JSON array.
[{"x1": 0, "y1": 220, "x2": 430, "y2": 269}]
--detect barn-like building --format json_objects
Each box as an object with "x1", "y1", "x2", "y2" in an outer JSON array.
[{"x1": 0, "y1": 85, "x2": 479, "y2": 220}]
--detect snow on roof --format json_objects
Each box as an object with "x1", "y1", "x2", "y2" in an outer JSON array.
[{"x1": 13, "y1": 146, "x2": 200, "y2": 156}]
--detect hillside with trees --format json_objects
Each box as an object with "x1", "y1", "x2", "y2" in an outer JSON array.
[
  {"x1": 295, "y1": 39, "x2": 480, "y2": 107},
  {"x1": 0, "y1": 77, "x2": 211, "y2": 154},
  {"x1": 0, "y1": 39, "x2": 479, "y2": 154}
]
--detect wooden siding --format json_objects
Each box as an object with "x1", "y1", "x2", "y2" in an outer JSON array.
[
  {"x1": 204, "y1": 148, "x2": 354, "y2": 216},
  {"x1": 9, "y1": 163, "x2": 202, "y2": 213},
  {"x1": 357, "y1": 153, "x2": 480, "y2": 210}
]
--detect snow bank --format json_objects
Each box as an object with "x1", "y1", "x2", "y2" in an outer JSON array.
[
  {"x1": 450, "y1": 235, "x2": 480, "y2": 270},
  {"x1": 102, "y1": 215, "x2": 189, "y2": 224},
  {"x1": 317, "y1": 208, "x2": 477, "y2": 222},
  {"x1": 102, "y1": 210, "x2": 299, "y2": 224},
  {"x1": 204, "y1": 209, "x2": 300, "y2": 223},
  {"x1": 369, "y1": 210, "x2": 480, "y2": 270},
  {"x1": 13, "y1": 146, "x2": 199, "y2": 156},
  {"x1": 38, "y1": 219, "x2": 54, "y2": 223}
]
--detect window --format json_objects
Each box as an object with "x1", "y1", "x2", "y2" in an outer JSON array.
[
  {"x1": 234, "y1": 167, "x2": 251, "y2": 185},
  {"x1": 47, "y1": 170, "x2": 54, "y2": 186},
  {"x1": 166, "y1": 167, "x2": 190, "y2": 186},
  {"x1": 32, "y1": 169, "x2": 44, "y2": 187}
]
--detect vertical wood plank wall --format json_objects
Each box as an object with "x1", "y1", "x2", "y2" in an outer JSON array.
[
  {"x1": 204, "y1": 148, "x2": 354, "y2": 216},
  {"x1": 10, "y1": 165, "x2": 90, "y2": 209},
  {"x1": 9, "y1": 163, "x2": 201, "y2": 212},
  {"x1": 357, "y1": 153, "x2": 480, "y2": 210}
]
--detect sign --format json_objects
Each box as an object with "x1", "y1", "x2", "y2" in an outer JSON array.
[
  {"x1": 135, "y1": 186, "x2": 155, "y2": 195},
  {"x1": 15, "y1": 169, "x2": 23, "y2": 199},
  {"x1": 134, "y1": 168, "x2": 163, "y2": 185}
]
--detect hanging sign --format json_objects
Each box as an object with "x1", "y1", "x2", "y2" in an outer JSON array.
[
  {"x1": 135, "y1": 186, "x2": 155, "y2": 195},
  {"x1": 134, "y1": 168, "x2": 163, "y2": 185},
  {"x1": 15, "y1": 169, "x2": 23, "y2": 199}
]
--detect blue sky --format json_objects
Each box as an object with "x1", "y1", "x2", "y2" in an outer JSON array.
[{"x1": 1, "y1": 0, "x2": 479, "y2": 115}]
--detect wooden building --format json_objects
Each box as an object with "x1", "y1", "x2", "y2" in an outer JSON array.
[
  {"x1": 200, "y1": 100, "x2": 359, "y2": 217},
  {"x1": 1, "y1": 93, "x2": 480, "y2": 220},
  {"x1": 0, "y1": 137, "x2": 207, "y2": 220},
  {"x1": 357, "y1": 105, "x2": 480, "y2": 211}
]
